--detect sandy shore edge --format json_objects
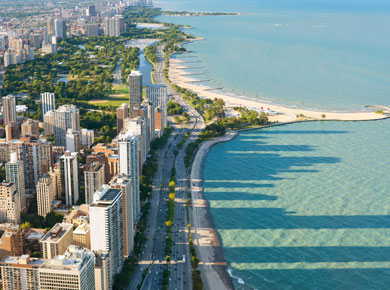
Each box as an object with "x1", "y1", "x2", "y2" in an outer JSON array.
[
  {"x1": 169, "y1": 58, "x2": 390, "y2": 123},
  {"x1": 190, "y1": 131, "x2": 238, "y2": 290}
]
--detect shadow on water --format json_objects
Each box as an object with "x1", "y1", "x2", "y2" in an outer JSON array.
[
  {"x1": 212, "y1": 208, "x2": 390, "y2": 229},
  {"x1": 226, "y1": 246, "x2": 390, "y2": 263},
  {"x1": 233, "y1": 268, "x2": 390, "y2": 290},
  {"x1": 204, "y1": 128, "x2": 390, "y2": 289}
]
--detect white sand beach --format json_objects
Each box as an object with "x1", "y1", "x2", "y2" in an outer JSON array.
[{"x1": 169, "y1": 59, "x2": 390, "y2": 123}]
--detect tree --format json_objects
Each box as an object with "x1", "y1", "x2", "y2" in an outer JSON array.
[{"x1": 165, "y1": 220, "x2": 173, "y2": 227}]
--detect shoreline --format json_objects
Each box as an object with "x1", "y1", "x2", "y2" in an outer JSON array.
[
  {"x1": 169, "y1": 58, "x2": 390, "y2": 123},
  {"x1": 190, "y1": 131, "x2": 238, "y2": 290}
]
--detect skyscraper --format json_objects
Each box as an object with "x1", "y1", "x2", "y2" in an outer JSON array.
[
  {"x1": 118, "y1": 132, "x2": 140, "y2": 219},
  {"x1": 5, "y1": 152, "x2": 25, "y2": 211},
  {"x1": 110, "y1": 175, "x2": 134, "y2": 257},
  {"x1": 54, "y1": 105, "x2": 80, "y2": 147},
  {"x1": 60, "y1": 151, "x2": 79, "y2": 206},
  {"x1": 54, "y1": 19, "x2": 66, "y2": 40},
  {"x1": 116, "y1": 103, "x2": 128, "y2": 133},
  {"x1": 36, "y1": 174, "x2": 55, "y2": 217},
  {"x1": 47, "y1": 17, "x2": 55, "y2": 36},
  {"x1": 80, "y1": 128, "x2": 94, "y2": 147},
  {"x1": 124, "y1": 117, "x2": 148, "y2": 165},
  {"x1": 65, "y1": 129, "x2": 81, "y2": 152},
  {"x1": 40, "y1": 92, "x2": 55, "y2": 119},
  {"x1": 2, "y1": 95, "x2": 16, "y2": 126},
  {"x1": 90, "y1": 185, "x2": 125, "y2": 276},
  {"x1": 146, "y1": 84, "x2": 168, "y2": 129},
  {"x1": 44, "y1": 111, "x2": 55, "y2": 135},
  {"x1": 128, "y1": 71, "x2": 142, "y2": 116},
  {"x1": 84, "y1": 162, "x2": 105, "y2": 204}
]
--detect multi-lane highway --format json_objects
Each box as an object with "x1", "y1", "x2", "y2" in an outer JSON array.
[{"x1": 128, "y1": 45, "x2": 205, "y2": 290}]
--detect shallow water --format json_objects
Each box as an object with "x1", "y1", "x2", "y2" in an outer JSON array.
[
  {"x1": 203, "y1": 120, "x2": 390, "y2": 289},
  {"x1": 157, "y1": 0, "x2": 390, "y2": 110}
]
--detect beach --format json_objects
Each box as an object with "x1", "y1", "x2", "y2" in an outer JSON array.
[{"x1": 169, "y1": 59, "x2": 390, "y2": 123}]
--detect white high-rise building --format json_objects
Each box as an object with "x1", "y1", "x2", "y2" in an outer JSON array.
[
  {"x1": 146, "y1": 84, "x2": 168, "y2": 129},
  {"x1": 0, "y1": 182, "x2": 20, "y2": 224},
  {"x1": 60, "y1": 151, "x2": 79, "y2": 206},
  {"x1": 38, "y1": 245, "x2": 95, "y2": 290},
  {"x1": 110, "y1": 175, "x2": 134, "y2": 257},
  {"x1": 54, "y1": 105, "x2": 80, "y2": 147},
  {"x1": 65, "y1": 129, "x2": 81, "y2": 152},
  {"x1": 128, "y1": 71, "x2": 142, "y2": 116},
  {"x1": 5, "y1": 152, "x2": 25, "y2": 211},
  {"x1": 90, "y1": 185, "x2": 124, "y2": 276},
  {"x1": 124, "y1": 117, "x2": 148, "y2": 165},
  {"x1": 40, "y1": 92, "x2": 55, "y2": 119},
  {"x1": 118, "y1": 132, "x2": 140, "y2": 220},
  {"x1": 81, "y1": 128, "x2": 94, "y2": 147}
]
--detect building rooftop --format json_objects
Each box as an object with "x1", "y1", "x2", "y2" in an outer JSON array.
[
  {"x1": 40, "y1": 223, "x2": 72, "y2": 243},
  {"x1": 101, "y1": 189, "x2": 121, "y2": 202}
]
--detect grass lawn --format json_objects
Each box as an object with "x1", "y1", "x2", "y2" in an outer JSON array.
[
  {"x1": 112, "y1": 83, "x2": 129, "y2": 94},
  {"x1": 88, "y1": 96, "x2": 129, "y2": 107}
]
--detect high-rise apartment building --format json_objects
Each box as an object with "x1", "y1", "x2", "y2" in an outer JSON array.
[
  {"x1": 43, "y1": 111, "x2": 55, "y2": 135},
  {"x1": 40, "y1": 223, "x2": 73, "y2": 259},
  {"x1": 3, "y1": 95, "x2": 17, "y2": 126},
  {"x1": 47, "y1": 17, "x2": 55, "y2": 36},
  {"x1": 0, "y1": 182, "x2": 20, "y2": 224},
  {"x1": 40, "y1": 92, "x2": 55, "y2": 119},
  {"x1": 54, "y1": 105, "x2": 80, "y2": 147},
  {"x1": 146, "y1": 84, "x2": 168, "y2": 129},
  {"x1": 5, "y1": 122, "x2": 20, "y2": 141},
  {"x1": 143, "y1": 99, "x2": 155, "y2": 142},
  {"x1": 124, "y1": 117, "x2": 148, "y2": 165},
  {"x1": 65, "y1": 129, "x2": 81, "y2": 152},
  {"x1": 5, "y1": 152, "x2": 25, "y2": 211},
  {"x1": 21, "y1": 119, "x2": 39, "y2": 137},
  {"x1": 110, "y1": 175, "x2": 134, "y2": 257},
  {"x1": 81, "y1": 128, "x2": 94, "y2": 147},
  {"x1": 90, "y1": 185, "x2": 124, "y2": 276},
  {"x1": 38, "y1": 245, "x2": 95, "y2": 290},
  {"x1": 36, "y1": 174, "x2": 55, "y2": 217},
  {"x1": 0, "y1": 255, "x2": 42, "y2": 290},
  {"x1": 128, "y1": 71, "x2": 142, "y2": 116},
  {"x1": 54, "y1": 19, "x2": 66, "y2": 40},
  {"x1": 104, "y1": 15, "x2": 122, "y2": 37},
  {"x1": 94, "y1": 250, "x2": 112, "y2": 290},
  {"x1": 84, "y1": 162, "x2": 105, "y2": 204},
  {"x1": 60, "y1": 151, "x2": 79, "y2": 206},
  {"x1": 118, "y1": 132, "x2": 140, "y2": 220},
  {"x1": 116, "y1": 103, "x2": 128, "y2": 133}
]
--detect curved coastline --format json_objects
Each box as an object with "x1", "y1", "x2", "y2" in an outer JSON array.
[{"x1": 190, "y1": 131, "x2": 238, "y2": 290}]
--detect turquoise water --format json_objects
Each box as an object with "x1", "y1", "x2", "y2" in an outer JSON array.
[
  {"x1": 203, "y1": 120, "x2": 390, "y2": 289},
  {"x1": 157, "y1": 0, "x2": 390, "y2": 110},
  {"x1": 156, "y1": 0, "x2": 390, "y2": 288}
]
